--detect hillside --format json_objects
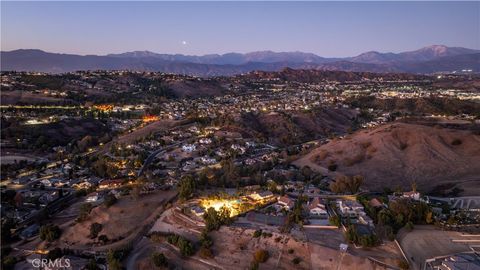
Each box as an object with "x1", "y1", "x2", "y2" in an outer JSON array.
[
  {"x1": 243, "y1": 68, "x2": 429, "y2": 83},
  {"x1": 231, "y1": 108, "x2": 357, "y2": 146},
  {"x1": 293, "y1": 123, "x2": 480, "y2": 195},
  {"x1": 2, "y1": 45, "x2": 479, "y2": 75}
]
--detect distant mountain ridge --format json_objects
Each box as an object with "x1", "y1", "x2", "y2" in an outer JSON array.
[
  {"x1": 2, "y1": 45, "x2": 479, "y2": 76},
  {"x1": 348, "y1": 45, "x2": 479, "y2": 64},
  {"x1": 107, "y1": 50, "x2": 335, "y2": 65}
]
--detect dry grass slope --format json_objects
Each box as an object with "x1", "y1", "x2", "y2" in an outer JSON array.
[{"x1": 294, "y1": 123, "x2": 480, "y2": 195}]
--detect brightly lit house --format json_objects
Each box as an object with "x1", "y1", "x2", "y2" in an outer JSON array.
[{"x1": 247, "y1": 191, "x2": 274, "y2": 203}]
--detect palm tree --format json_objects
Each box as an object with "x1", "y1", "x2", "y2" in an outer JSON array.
[{"x1": 411, "y1": 180, "x2": 417, "y2": 193}]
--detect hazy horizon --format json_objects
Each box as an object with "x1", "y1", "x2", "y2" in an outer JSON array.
[{"x1": 2, "y1": 1, "x2": 479, "y2": 57}]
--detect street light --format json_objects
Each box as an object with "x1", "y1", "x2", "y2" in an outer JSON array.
[{"x1": 336, "y1": 243, "x2": 348, "y2": 270}]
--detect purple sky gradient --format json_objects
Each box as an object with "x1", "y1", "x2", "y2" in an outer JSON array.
[{"x1": 1, "y1": 1, "x2": 479, "y2": 57}]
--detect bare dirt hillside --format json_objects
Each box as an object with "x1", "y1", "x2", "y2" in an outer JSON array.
[
  {"x1": 59, "y1": 190, "x2": 176, "y2": 250},
  {"x1": 294, "y1": 123, "x2": 480, "y2": 195}
]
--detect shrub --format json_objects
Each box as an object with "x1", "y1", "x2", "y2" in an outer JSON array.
[
  {"x1": 329, "y1": 216, "x2": 341, "y2": 227},
  {"x1": 451, "y1": 139, "x2": 462, "y2": 145},
  {"x1": 344, "y1": 151, "x2": 365, "y2": 167},
  {"x1": 150, "y1": 232, "x2": 163, "y2": 243},
  {"x1": 292, "y1": 257, "x2": 301, "y2": 264},
  {"x1": 2, "y1": 256, "x2": 17, "y2": 270},
  {"x1": 404, "y1": 221, "x2": 414, "y2": 231},
  {"x1": 104, "y1": 194, "x2": 117, "y2": 208},
  {"x1": 262, "y1": 232, "x2": 272, "y2": 238},
  {"x1": 167, "y1": 234, "x2": 194, "y2": 256},
  {"x1": 253, "y1": 229, "x2": 262, "y2": 238},
  {"x1": 200, "y1": 230, "x2": 213, "y2": 248},
  {"x1": 151, "y1": 252, "x2": 168, "y2": 268},
  {"x1": 327, "y1": 161, "x2": 337, "y2": 171},
  {"x1": 178, "y1": 237, "x2": 194, "y2": 256},
  {"x1": 359, "y1": 234, "x2": 378, "y2": 247},
  {"x1": 75, "y1": 189, "x2": 87, "y2": 197},
  {"x1": 199, "y1": 247, "x2": 214, "y2": 259},
  {"x1": 106, "y1": 250, "x2": 122, "y2": 270},
  {"x1": 253, "y1": 249, "x2": 269, "y2": 263},
  {"x1": 330, "y1": 175, "x2": 364, "y2": 194},
  {"x1": 77, "y1": 203, "x2": 94, "y2": 222},
  {"x1": 397, "y1": 259, "x2": 410, "y2": 270},
  {"x1": 39, "y1": 225, "x2": 61, "y2": 242},
  {"x1": 167, "y1": 234, "x2": 179, "y2": 245},
  {"x1": 85, "y1": 259, "x2": 98, "y2": 270},
  {"x1": 98, "y1": 234, "x2": 109, "y2": 243},
  {"x1": 287, "y1": 248, "x2": 294, "y2": 254},
  {"x1": 47, "y1": 247, "x2": 63, "y2": 260},
  {"x1": 89, "y1": 223, "x2": 103, "y2": 239}
]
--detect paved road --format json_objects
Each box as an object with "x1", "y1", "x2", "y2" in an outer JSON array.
[
  {"x1": 138, "y1": 142, "x2": 184, "y2": 177},
  {"x1": 125, "y1": 237, "x2": 152, "y2": 270}
]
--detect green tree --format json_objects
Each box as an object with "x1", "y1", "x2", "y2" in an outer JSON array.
[
  {"x1": 177, "y1": 237, "x2": 194, "y2": 256},
  {"x1": 106, "y1": 250, "x2": 122, "y2": 270},
  {"x1": 85, "y1": 259, "x2": 98, "y2": 270},
  {"x1": 89, "y1": 222, "x2": 103, "y2": 239},
  {"x1": 104, "y1": 194, "x2": 118, "y2": 208},
  {"x1": 200, "y1": 230, "x2": 213, "y2": 248},
  {"x1": 178, "y1": 175, "x2": 195, "y2": 200},
  {"x1": 329, "y1": 216, "x2": 341, "y2": 227},
  {"x1": 1, "y1": 256, "x2": 17, "y2": 270},
  {"x1": 404, "y1": 221, "x2": 414, "y2": 231},
  {"x1": 78, "y1": 203, "x2": 94, "y2": 221},
  {"x1": 39, "y1": 225, "x2": 61, "y2": 242},
  {"x1": 151, "y1": 252, "x2": 168, "y2": 268},
  {"x1": 203, "y1": 207, "x2": 232, "y2": 231}
]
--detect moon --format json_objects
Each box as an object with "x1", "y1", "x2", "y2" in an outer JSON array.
[{"x1": 182, "y1": 41, "x2": 187, "y2": 45}]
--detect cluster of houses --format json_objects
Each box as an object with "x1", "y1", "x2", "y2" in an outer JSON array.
[{"x1": 336, "y1": 199, "x2": 374, "y2": 227}]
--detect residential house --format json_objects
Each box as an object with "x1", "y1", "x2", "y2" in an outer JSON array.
[
  {"x1": 358, "y1": 213, "x2": 374, "y2": 227},
  {"x1": 86, "y1": 193, "x2": 100, "y2": 202},
  {"x1": 278, "y1": 196, "x2": 295, "y2": 210},
  {"x1": 248, "y1": 191, "x2": 274, "y2": 202},
  {"x1": 99, "y1": 179, "x2": 123, "y2": 189},
  {"x1": 337, "y1": 200, "x2": 364, "y2": 218},
  {"x1": 368, "y1": 198, "x2": 384, "y2": 209},
  {"x1": 309, "y1": 197, "x2": 328, "y2": 218},
  {"x1": 402, "y1": 191, "x2": 421, "y2": 201},
  {"x1": 38, "y1": 191, "x2": 59, "y2": 205},
  {"x1": 182, "y1": 144, "x2": 196, "y2": 153}
]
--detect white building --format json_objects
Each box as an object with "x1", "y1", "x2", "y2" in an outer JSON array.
[
  {"x1": 182, "y1": 144, "x2": 196, "y2": 153},
  {"x1": 402, "y1": 191, "x2": 421, "y2": 201},
  {"x1": 86, "y1": 193, "x2": 100, "y2": 202},
  {"x1": 337, "y1": 200, "x2": 364, "y2": 218}
]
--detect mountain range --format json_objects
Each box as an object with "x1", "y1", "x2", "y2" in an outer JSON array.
[{"x1": 1, "y1": 45, "x2": 479, "y2": 76}]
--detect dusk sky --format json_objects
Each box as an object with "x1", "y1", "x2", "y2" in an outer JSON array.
[{"x1": 1, "y1": 1, "x2": 479, "y2": 57}]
